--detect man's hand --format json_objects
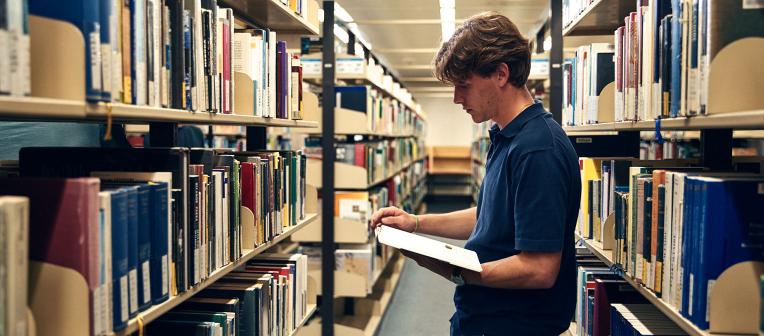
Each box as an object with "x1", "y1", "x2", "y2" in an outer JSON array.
[
  {"x1": 369, "y1": 206, "x2": 417, "y2": 233},
  {"x1": 400, "y1": 250, "x2": 454, "y2": 280}
]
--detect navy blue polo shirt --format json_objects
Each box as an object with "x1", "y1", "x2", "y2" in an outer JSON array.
[{"x1": 451, "y1": 101, "x2": 581, "y2": 336}]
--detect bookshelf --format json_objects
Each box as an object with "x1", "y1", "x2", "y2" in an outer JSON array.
[
  {"x1": 220, "y1": 0, "x2": 320, "y2": 35},
  {"x1": 306, "y1": 156, "x2": 427, "y2": 190},
  {"x1": 563, "y1": 110, "x2": 764, "y2": 132},
  {"x1": 562, "y1": 0, "x2": 636, "y2": 36},
  {"x1": 0, "y1": 96, "x2": 319, "y2": 128},
  {"x1": 291, "y1": 303, "x2": 319, "y2": 336},
  {"x1": 115, "y1": 213, "x2": 319, "y2": 336},
  {"x1": 576, "y1": 236, "x2": 708, "y2": 336}
]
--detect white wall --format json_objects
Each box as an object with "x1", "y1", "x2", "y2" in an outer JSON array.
[{"x1": 419, "y1": 97, "x2": 474, "y2": 147}]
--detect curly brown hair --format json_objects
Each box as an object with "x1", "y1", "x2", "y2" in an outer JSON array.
[{"x1": 434, "y1": 12, "x2": 531, "y2": 88}]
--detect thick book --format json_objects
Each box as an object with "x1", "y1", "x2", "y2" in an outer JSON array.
[
  {"x1": 0, "y1": 178, "x2": 102, "y2": 333},
  {"x1": 0, "y1": 196, "x2": 29, "y2": 336},
  {"x1": 375, "y1": 226, "x2": 482, "y2": 272},
  {"x1": 102, "y1": 188, "x2": 130, "y2": 331}
]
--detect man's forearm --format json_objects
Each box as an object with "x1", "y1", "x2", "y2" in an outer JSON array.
[
  {"x1": 417, "y1": 207, "x2": 477, "y2": 240},
  {"x1": 462, "y1": 252, "x2": 562, "y2": 289}
]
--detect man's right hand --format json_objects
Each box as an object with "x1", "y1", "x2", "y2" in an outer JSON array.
[{"x1": 369, "y1": 206, "x2": 417, "y2": 233}]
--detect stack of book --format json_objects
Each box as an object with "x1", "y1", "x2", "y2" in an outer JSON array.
[
  {"x1": 0, "y1": 146, "x2": 308, "y2": 334},
  {"x1": 578, "y1": 156, "x2": 764, "y2": 331},
  {"x1": 610, "y1": 304, "x2": 687, "y2": 336},
  {"x1": 562, "y1": 43, "x2": 615, "y2": 126},
  {"x1": 336, "y1": 85, "x2": 418, "y2": 135},
  {"x1": 0, "y1": 0, "x2": 30, "y2": 98},
  {"x1": 562, "y1": 1, "x2": 764, "y2": 124},
  {"x1": 575, "y1": 255, "x2": 649, "y2": 336},
  {"x1": 18, "y1": 0, "x2": 305, "y2": 119},
  {"x1": 148, "y1": 252, "x2": 309, "y2": 335}
]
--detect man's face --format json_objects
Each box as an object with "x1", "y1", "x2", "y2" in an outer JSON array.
[{"x1": 453, "y1": 73, "x2": 498, "y2": 124}]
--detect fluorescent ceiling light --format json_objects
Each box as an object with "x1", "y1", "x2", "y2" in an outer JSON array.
[{"x1": 439, "y1": 1, "x2": 455, "y2": 42}]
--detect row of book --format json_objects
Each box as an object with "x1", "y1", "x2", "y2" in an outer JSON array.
[
  {"x1": 0, "y1": 146, "x2": 309, "y2": 335},
  {"x1": 575, "y1": 253, "x2": 687, "y2": 336},
  {"x1": 147, "y1": 253, "x2": 310, "y2": 336},
  {"x1": 562, "y1": 1, "x2": 764, "y2": 125},
  {"x1": 639, "y1": 138, "x2": 698, "y2": 160},
  {"x1": 578, "y1": 157, "x2": 764, "y2": 330},
  {"x1": 8, "y1": 0, "x2": 306, "y2": 119},
  {"x1": 304, "y1": 137, "x2": 425, "y2": 185},
  {"x1": 336, "y1": 85, "x2": 423, "y2": 136}
]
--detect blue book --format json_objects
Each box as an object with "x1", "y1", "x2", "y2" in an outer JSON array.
[
  {"x1": 149, "y1": 182, "x2": 170, "y2": 304},
  {"x1": 183, "y1": 9, "x2": 193, "y2": 110},
  {"x1": 335, "y1": 86, "x2": 370, "y2": 114},
  {"x1": 104, "y1": 184, "x2": 140, "y2": 318},
  {"x1": 690, "y1": 177, "x2": 711, "y2": 327},
  {"x1": 135, "y1": 183, "x2": 153, "y2": 310},
  {"x1": 28, "y1": 0, "x2": 103, "y2": 101},
  {"x1": 131, "y1": 0, "x2": 147, "y2": 105},
  {"x1": 99, "y1": 0, "x2": 113, "y2": 101},
  {"x1": 679, "y1": 176, "x2": 696, "y2": 317},
  {"x1": 669, "y1": 0, "x2": 682, "y2": 117},
  {"x1": 105, "y1": 188, "x2": 130, "y2": 330}
]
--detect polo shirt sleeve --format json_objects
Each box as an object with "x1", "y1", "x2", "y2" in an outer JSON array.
[{"x1": 512, "y1": 148, "x2": 569, "y2": 252}]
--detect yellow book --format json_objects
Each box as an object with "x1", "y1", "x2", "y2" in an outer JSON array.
[{"x1": 579, "y1": 158, "x2": 602, "y2": 239}]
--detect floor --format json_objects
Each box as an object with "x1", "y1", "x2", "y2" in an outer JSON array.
[{"x1": 377, "y1": 196, "x2": 471, "y2": 336}]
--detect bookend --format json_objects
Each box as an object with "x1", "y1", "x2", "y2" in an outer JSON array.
[
  {"x1": 27, "y1": 261, "x2": 90, "y2": 336},
  {"x1": 306, "y1": 159, "x2": 368, "y2": 189},
  {"x1": 233, "y1": 72, "x2": 255, "y2": 116},
  {"x1": 707, "y1": 37, "x2": 764, "y2": 114},
  {"x1": 26, "y1": 307, "x2": 35, "y2": 336},
  {"x1": 709, "y1": 260, "x2": 764, "y2": 334},
  {"x1": 596, "y1": 82, "x2": 615, "y2": 123},
  {"x1": 240, "y1": 205, "x2": 257, "y2": 249},
  {"x1": 601, "y1": 212, "x2": 616, "y2": 250},
  {"x1": 291, "y1": 216, "x2": 370, "y2": 244},
  {"x1": 29, "y1": 15, "x2": 86, "y2": 100}
]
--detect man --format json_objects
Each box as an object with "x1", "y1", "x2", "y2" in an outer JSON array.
[{"x1": 370, "y1": 12, "x2": 581, "y2": 336}]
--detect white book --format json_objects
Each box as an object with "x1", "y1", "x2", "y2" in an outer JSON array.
[
  {"x1": 375, "y1": 226, "x2": 483, "y2": 272},
  {"x1": 672, "y1": 172, "x2": 686, "y2": 310},
  {"x1": 97, "y1": 191, "x2": 114, "y2": 335},
  {"x1": 213, "y1": 170, "x2": 223, "y2": 269},
  {"x1": 0, "y1": 196, "x2": 29, "y2": 336},
  {"x1": 112, "y1": 0, "x2": 124, "y2": 102},
  {"x1": 225, "y1": 9, "x2": 234, "y2": 114},
  {"x1": 663, "y1": 172, "x2": 674, "y2": 306},
  {"x1": 640, "y1": 4, "x2": 654, "y2": 121}
]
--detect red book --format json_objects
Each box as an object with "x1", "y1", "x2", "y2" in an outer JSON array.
[
  {"x1": 0, "y1": 178, "x2": 100, "y2": 289},
  {"x1": 354, "y1": 143, "x2": 366, "y2": 168},
  {"x1": 241, "y1": 162, "x2": 255, "y2": 213}
]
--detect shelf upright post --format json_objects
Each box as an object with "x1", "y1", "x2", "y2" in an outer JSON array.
[
  {"x1": 549, "y1": 0, "x2": 563, "y2": 124},
  {"x1": 247, "y1": 126, "x2": 268, "y2": 150},
  {"x1": 700, "y1": 128, "x2": 733, "y2": 170},
  {"x1": 149, "y1": 122, "x2": 179, "y2": 147},
  {"x1": 321, "y1": 1, "x2": 336, "y2": 335}
]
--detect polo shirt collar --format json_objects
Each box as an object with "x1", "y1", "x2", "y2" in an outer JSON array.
[{"x1": 490, "y1": 100, "x2": 545, "y2": 140}]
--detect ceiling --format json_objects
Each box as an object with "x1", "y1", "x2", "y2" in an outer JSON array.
[{"x1": 335, "y1": 0, "x2": 550, "y2": 100}]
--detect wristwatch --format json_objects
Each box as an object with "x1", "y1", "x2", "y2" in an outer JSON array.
[{"x1": 451, "y1": 267, "x2": 465, "y2": 286}]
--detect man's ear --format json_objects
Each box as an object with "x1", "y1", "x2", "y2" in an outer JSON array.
[{"x1": 494, "y1": 63, "x2": 510, "y2": 87}]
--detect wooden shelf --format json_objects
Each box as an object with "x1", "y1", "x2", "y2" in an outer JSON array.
[
  {"x1": 290, "y1": 303, "x2": 318, "y2": 336},
  {"x1": 563, "y1": 0, "x2": 636, "y2": 36},
  {"x1": 115, "y1": 213, "x2": 319, "y2": 336},
  {"x1": 220, "y1": 0, "x2": 320, "y2": 35},
  {"x1": 563, "y1": 110, "x2": 764, "y2": 132},
  {"x1": 306, "y1": 156, "x2": 427, "y2": 190},
  {"x1": 0, "y1": 96, "x2": 320, "y2": 128},
  {"x1": 578, "y1": 237, "x2": 708, "y2": 336}
]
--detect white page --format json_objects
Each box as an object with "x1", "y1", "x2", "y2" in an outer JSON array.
[{"x1": 375, "y1": 226, "x2": 482, "y2": 272}]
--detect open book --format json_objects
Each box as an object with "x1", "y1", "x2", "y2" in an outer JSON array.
[{"x1": 375, "y1": 226, "x2": 483, "y2": 272}]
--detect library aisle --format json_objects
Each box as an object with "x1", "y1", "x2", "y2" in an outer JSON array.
[{"x1": 2, "y1": 0, "x2": 764, "y2": 336}]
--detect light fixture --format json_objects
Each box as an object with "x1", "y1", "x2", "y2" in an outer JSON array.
[
  {"x1": 439, "y1": 0, "x2": 456, "y2": 42},
  {"x1": 543, "y1": 36, "x2": 552, "y2": 52}
]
